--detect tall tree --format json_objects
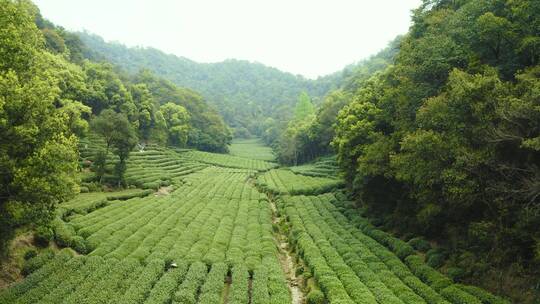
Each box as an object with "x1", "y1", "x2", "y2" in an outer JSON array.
[
  {"x1": 0, "y1": 0, "x2": 80, "y2": 255},
  {"x1": 160, "y1": 102, "x2": 190, "y2": 147},
  {"x1": 131, "y1": 83, "x2": 156, "y2": 141},
  {"x1": 110, "y1": 115, "x2": 138, "y2": 186},
  {"x1": 91, "y1": 109, "x2": 138, "y2": 185},
  {"x1": 294, "y1": 92, "x2": 314, "y2": 121}
]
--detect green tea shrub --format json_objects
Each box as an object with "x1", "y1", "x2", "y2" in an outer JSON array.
[
  {"x1": 426, "y1": 248, "x2": 446, "y2": 268},
  {"x1": 447, "y1": 267, "x2": 466, "y2": 281},
  {"x1": 440, "y1": 285, "x2": 482, "y2": 304},
  {"x1": 229, "y1": 264, "x2": 249, "y2": 304},
  {"x1": 456, "y1": 284, "x2": 510, "y2": 304},
  {"x1": 405, "y1": 255, "x2": 452, "y2": 291},
  {"x1": 21, "y1": 250, "x2": 55, "y2": 275},
  {"x1": 144, "y1": 262, "x2": 189, "y2": 304},
  {"x1": 408, "y1": 237, "x2": 431, "y2": 252},
  {"x1": 173, "y1": 261, "x2": 208, "y2": 304},
  {"x1": 34, "y1": 226, "x2": 53, "y2": 247},
  {"x1": 307, "y1": 289, "x2": 325, "y2": 304}
]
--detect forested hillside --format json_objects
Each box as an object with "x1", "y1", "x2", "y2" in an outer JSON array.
[
  {"x1": 77, "y1": 32, "x2": 352, "y2": 137},
  {"x1": 0, "y1": 0, "x2": 230, "y2": 260},
  {"x1": 279, "y1": 0, "x2": 540, "y2": 301},
  {"x1": 36, "y1": 8, "x2": 232, "y2": 153},
  {"x1": 268, "y1": 39, "x2": 400, "y2": 164}
]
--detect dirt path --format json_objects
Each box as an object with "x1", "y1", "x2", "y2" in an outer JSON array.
[
  {"x1": 222, "y1": 275, "x2": 231, "y2": 303},
  {"x1": 268, "y1": 195, "x2": 305, "y2": 304},
  {"x1": 249, "y1": 174, "x2": 305, "y2": 304}
]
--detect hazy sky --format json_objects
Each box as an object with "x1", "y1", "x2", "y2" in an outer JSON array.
[{"x1": 33, "y1": 0, "x2": 422, "y2": 78}]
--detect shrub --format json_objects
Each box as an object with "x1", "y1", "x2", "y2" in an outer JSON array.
[
  {"x1": 52, "y1": 217, "x2": 77, "y2": 248},
  {"x1": 401, "y1": 275, "x2": 451, "y2": 304},
  {"x1": 71, "y1": 236, "x2": 87, "y2": 254},
  {"x1": 426, "y1": 248, "x2": 446, "y2": 268},
  {"x1": 145, "y1": 262, "x2": 189, "y2": 304},
  {"x1": 391, "y1": 240, "x2": 415, "y2": 259},
  {"x1": 34, "y1": 226, "x2": 53, "y2": 247},
  {"x1": 307, "y1": 289, "x2": 325, "y2": 304},
  {"x1": 173, "y1": 262, "x2": 208, "y2": 304},
  {"x1": 23, "y1": 250, "x2": 37, "y2": 260},
  {"x1": 21, "y1": 250, "x2": 55, "y2": 275},
  {"x1": 229, "y1": 264, "x2": 249, "y2": 304},
  {"x1": 81, "y1": 173, "x2": 97, "y2": 182},
  {"x1": 408, "y1": 237, "x2": 431, "y2": 252},
  {"x1": 117, "y1": 259, "x2": 165, "y2": 304},
  {"x1": 83, "y1": 182, "x2": 101, "y2": 192},
  {"x1": 440, "y1": 285, "x2": 482, "y2": 304},
  {"x1": 142, "y1": 181, "x2": 160, "y2": 190},
  {"x1": 106, "y1": 189, "x2": 154, "y2": 200},
  {"x1": 457, "y1": 284, "x2": 510, "y2": 304},
  {"x1": 405, "y1": 255, "x2": 453, "y2": 291},
  {"x1": 198, "y1": 263, "x2": 228, "y2": 304},
  {"x1": 251, "y1": 267, "x2": 270, "y2": 304},
  {"x1": 447, "y1": 267, "x2": 466, "y2": 281}
]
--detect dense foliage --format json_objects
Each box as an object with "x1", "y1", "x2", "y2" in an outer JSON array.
[
  {"x1": 0, "y1": 0, "x2": 231, "y2": 257},
  {"x1": 77, "y1": 32, "x2": 352, "y2": 137},
  {"x1": 35, "y1": 9, "x2": 231, "y2": 153},
  {"x1": 279, "y1": 192, "x2": 507, "y2": 304},
  {"x1": 270, "y1": 39, "x2": 400, "y2": 164},
  {"x1": 0, "y1": 0, "x2": 83, "y2": 255},
  {"x1": 328, "y1": 0, "x2": 540, "y2": 297},
  {"x1": 130, "y1": 70, "x2": 232, "y2": 152}
]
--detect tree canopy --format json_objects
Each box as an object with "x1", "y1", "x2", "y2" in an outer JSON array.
[
  {"x1": 0, "y1": 0, "x2": 233, "y2": 257},
  {"x1": 0, "y1": 0, "x2": 80, "y2": 254},
  {"x1": 329, "y1": 0, "x2": 540, "y2": 296}
]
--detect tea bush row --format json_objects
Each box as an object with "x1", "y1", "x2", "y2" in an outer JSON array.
[
  {"x1": 180, "y1": 150, "x2": 277, "y2": 171},
  {"x1": 257, "y1": 169, "x2": 344, "y2": 195}
]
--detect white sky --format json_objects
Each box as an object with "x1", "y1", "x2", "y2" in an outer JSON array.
[{"x1": 33, "y1": 0, "x2": 422, "y2": 78}]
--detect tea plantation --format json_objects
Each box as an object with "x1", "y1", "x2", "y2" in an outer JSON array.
[{"x1": 0, "y1": 140, "x2": 508, "y2": 304}]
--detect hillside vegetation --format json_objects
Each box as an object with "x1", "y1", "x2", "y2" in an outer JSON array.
[
  {"x1": 0, "y1": 0, "x2": 230, "y2": 265},
  {"x1": 273, "y1": 1, "x2": 540, "y2": 300},
  {"x1": 0, "y1": 0, "x2": 539, "y2": 302},
  {"x1": 77, "y1": 31, "x2": 400, "y2": 139},
  {"x1": 77, "y1": 31, "x2": 343, "y2": 136}
]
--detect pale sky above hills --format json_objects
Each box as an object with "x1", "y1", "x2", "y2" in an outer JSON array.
[{"x1": 34, "y1": 0, "x2": 422, "y2": 78}]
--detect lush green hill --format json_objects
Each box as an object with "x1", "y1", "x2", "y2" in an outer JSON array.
[{"x1": 78, "y1": 32, "x2": 348, "y2": 136}]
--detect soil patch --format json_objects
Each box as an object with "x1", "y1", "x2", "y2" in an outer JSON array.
[{"x1": 155, "y1": 186, "x2": 173, "y2": 196}]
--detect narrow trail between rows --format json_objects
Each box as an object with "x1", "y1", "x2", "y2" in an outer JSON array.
[
  {"x1": 250, "y1": 175, "x2": 305, "y2": 304},
  {"x1": 269, "y1": 197, "x2": 304, "y2": 304}
]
